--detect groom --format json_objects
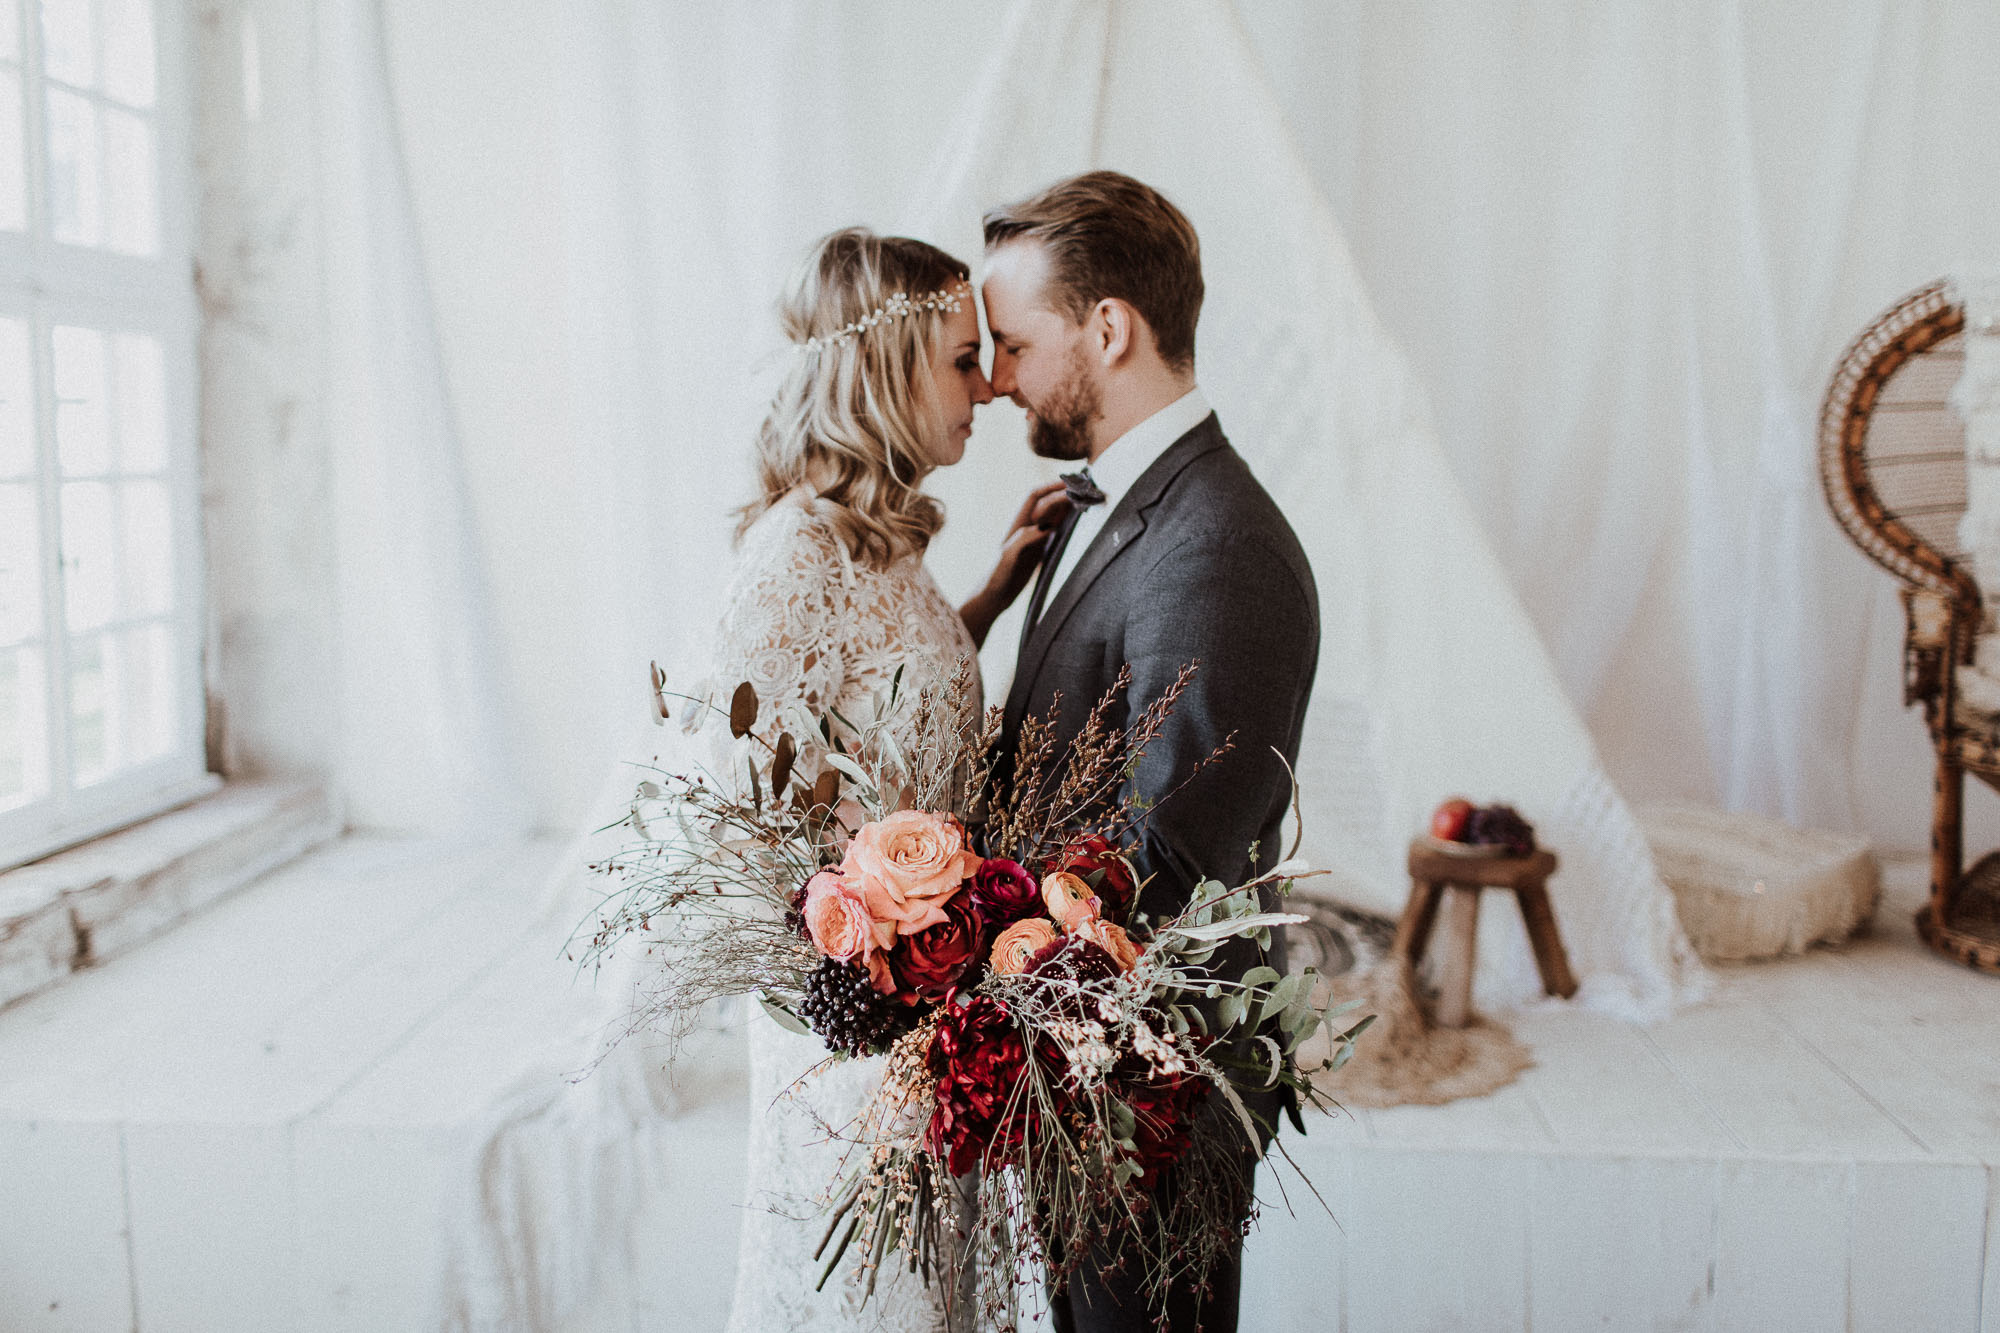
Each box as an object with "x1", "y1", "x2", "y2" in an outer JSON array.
[{"x1": 983, "y1": 172, "x2": 1321, "y2": 1332}]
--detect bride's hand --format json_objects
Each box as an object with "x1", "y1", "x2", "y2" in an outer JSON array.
[
  {"x1": 958, "y1": 481, "x2": 1072, "y2": 649},
  {"x1": 992, "y1": 481, "x2": 1071, "y2": 601}
]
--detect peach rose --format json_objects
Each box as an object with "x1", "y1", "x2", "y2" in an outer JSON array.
[
  {"x1": 1041, "y1": 870, "x2": 1102, "y2": 933},
  {"x1": 989, "y1": 918, "x2": 1060, "y2": 975},
  {"x1": 1073, "y1": 916, "x2": 1140, "y2": 972},
  {"x1": 803, "y1": 868, "x2": 893, "y2": 963},
  {"x1": 844, "y1": 811, "x2": 980, "y2": 936}
]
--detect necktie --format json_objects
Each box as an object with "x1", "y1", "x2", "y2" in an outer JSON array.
[{"x1": 1021, "y1": 467, "x2": 1102, "y2": 649}]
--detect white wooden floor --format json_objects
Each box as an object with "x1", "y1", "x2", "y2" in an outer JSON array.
[{"x1": 1, "y1": 837, "x2": 1995, "y2": 1331}]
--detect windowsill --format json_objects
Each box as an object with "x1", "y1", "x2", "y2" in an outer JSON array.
[{"x1": 0, "y1": 779, "x2": 343, "y2": 1012}]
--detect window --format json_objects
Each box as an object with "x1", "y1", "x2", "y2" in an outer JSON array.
[{"x1": 0, "y1": 0, "x2": 204, "y2": 867}]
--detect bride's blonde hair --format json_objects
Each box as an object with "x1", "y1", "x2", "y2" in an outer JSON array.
[{"x1": 738, "y1": 228, "x2": 972, "y2": 567}]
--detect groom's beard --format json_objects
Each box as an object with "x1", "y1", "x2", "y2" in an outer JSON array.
[{"x1": 1025, "y1": 350, "x2": 1101, "y2": 461}]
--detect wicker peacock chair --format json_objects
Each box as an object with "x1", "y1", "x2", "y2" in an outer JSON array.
[{"x1": 1819, "y1": 279, "x2": 2000, "y2": 974}]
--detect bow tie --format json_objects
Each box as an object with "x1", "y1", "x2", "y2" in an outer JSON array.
[{"x1": 1059, "y1": 469, "x2": 1106, "y2": 509}]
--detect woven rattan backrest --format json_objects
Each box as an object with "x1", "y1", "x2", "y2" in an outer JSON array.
[{"x1": 1818, "y1": 280, "x2": 1979, "y2": 609}]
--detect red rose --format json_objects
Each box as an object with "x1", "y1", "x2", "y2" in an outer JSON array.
[
  {"x1": 1054, "y1": 836, "x2": 1138, "y2": 922},
  {"x1": 926, "y1": 993, "x2": 1033, "y2": 1175},
  {"x1": 889, "y1": 892, "x2": 984, "y2": 1000},
  {"x1": 967, "y1": 858, "x2": 1041, "y2": 928}
]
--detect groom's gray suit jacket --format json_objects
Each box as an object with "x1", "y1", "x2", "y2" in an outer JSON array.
[{"x1": 1001, "y1": 412, "x2": 1319, "y2": 1086}]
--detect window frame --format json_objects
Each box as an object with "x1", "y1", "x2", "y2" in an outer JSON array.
[{"x1": 0, "y1": 0, "x2": 208, "y2": 869}]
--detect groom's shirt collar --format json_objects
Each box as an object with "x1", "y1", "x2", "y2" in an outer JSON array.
[
  {"x1": 1038, "y1": 386, "x2": 1210, "y2": 619},
  {"x1": 1087, "y1": 385, "x2": 1211, "y2": 512}
]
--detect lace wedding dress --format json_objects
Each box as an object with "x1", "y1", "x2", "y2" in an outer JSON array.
[{"x1": 711, "y1": 493, "x2": 980, "y2": 1333}]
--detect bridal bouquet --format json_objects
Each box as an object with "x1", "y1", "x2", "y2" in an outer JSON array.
[{"x1": 581, "y1": 660, "x2": 1369, "y2": 1327}]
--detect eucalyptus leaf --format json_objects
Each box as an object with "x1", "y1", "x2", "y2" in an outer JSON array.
[
  {"x1": 823, "y1": 752, "x2": 871, "y2": 785},
  {"x1": 1213, "y1": 1078, "x2": 1266, "y2": 1161},
  {"x1": 758, "y1": 993, "x2": 809, "y2": 1036},
  {"x1": 729, "y1": 682, "x2": 759, "y2": 738},
  {"x1": 1254, "y1": 1035, "x2": 1285, "y2": 1088},
  {"x1": 771, "y1": 733, "x2": 797, "y2": 794},
  {"x1": 1240, "y1": 965, "x2": 1282, "y2": 990},
  {"x1": 1164, "y1": 912, "x2": 1308, "y2": 943}
]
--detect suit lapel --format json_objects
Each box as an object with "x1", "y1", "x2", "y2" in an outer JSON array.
[{"x1": 1007, "y1": 416, "x2": 1226, "y2": 725}]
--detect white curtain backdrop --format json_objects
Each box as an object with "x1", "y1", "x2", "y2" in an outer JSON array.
[
  {"x1": 249, "y1": 1, "x2": 2000, "y2": 877},
  {"x1": 1239, "y1": 0, "x2": 2000, "y2": 837},
  {"x1": 340, "y1": 0, "x2": 2000, "y2": 855}
]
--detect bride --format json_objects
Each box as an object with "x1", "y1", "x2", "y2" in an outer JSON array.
[{"x1": 706, "y1": 227, "x2": 1058, "y2": 1332}]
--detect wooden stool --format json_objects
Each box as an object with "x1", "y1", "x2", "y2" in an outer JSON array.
[{"x1": 1394, "y1": 839, "x2": 1579, "y2": 1027}]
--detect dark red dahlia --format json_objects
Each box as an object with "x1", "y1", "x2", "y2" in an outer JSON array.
[
  {"x1": 926, "y1": 993, "x2": 1034, "y2": 1176},
  {"x1": 1113, "y1": 1064, "x2": 1208, "y2": 1193},
  {"x1": 1025, "y1": 934, "x2": 1121, "y2": 987},
  {"x1": 1052, "y1": 835, "x2": 1138, "y2": 922}
]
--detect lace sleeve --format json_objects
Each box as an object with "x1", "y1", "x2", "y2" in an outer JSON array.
[{"x1": 705, "y1": 505, "x2": 852, "y2": 768}]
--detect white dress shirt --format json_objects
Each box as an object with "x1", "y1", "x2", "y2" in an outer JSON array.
[{"x1": 1038, "y1": 386, "x2": 1212, "y2": 618}]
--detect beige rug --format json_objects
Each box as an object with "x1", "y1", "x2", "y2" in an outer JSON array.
[{"x1": 1306, "y1": 956, "x2": 1532, "y2": 1108}]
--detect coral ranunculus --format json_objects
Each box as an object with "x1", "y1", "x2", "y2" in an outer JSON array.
[
  {"x1": 968, "y1": 858, "x2": 1041, "y2": 927},
  {"x1": 1073, "y1": 916, "x2": 1140, "y2": 972},
  {"x1": 989, "y1": 917, "x2": 1059, "y2": 975},
  {"x1": 1055, "y1": 835, "x2": 1138, "y2": 922},
  {"x1": 1041, "y1": 870, "x2": 1102, "y2": 933},
  {"x1": 844, "y1": 811, "x2": 980, "y2": 936},
  {"x1": 889, "y1": 892, "x2": 984, "y2": 999},
  {"x1": 926, "y1": 993, "x2": 1033, "y2": 1176}
]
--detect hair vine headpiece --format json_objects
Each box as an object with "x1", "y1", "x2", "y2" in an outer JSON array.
[{"x1": 794, "y1": 282, "x2": 971, "y2": 353}]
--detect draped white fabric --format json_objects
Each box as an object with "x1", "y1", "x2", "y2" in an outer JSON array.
[
  {"x1": 1238, "y1": 0, "x2": 2000, "y2": 842},
  {"x1": 346, "y1": 0, "x2": 2000, "y2": 859}
]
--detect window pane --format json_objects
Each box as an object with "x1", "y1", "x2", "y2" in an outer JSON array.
[
  {"x1": 100, "y1": 0, "x2": 152, "y2": 107},
  {"x1": 116, "y1": 619, "x2": 169, "y2": 765},
  {"x1": 0, "y1": 481, "x2": 39, "y2": 644},
  {"x1": 118, "y1": 477, "x2": 168, "y2": 615},
  {"x1": 100, "y1": 104, "x2": 153, "y2": 255},
  {"x1": 0, "y1": 317, "x2": 30, "y2": 477},
  {"x1": 0, "y1": 644, "x2": 49, "y2": 810},
  {"x1": 45, "y1": 87, "x2": 100, "y2": 246},
  {"x1": 52, "y1": 323, "x2": 108, "y2": 474},
  {"x1": 67, "y1": 629, "x2": 107, "y2": 782},
  {"x1": 39, "y1": 0, "x2": 93, "y2": 89},
  {"x1": 113, "y1": 331, "x2": 165, "y2": 470},
  {"x1": 58, "y1": 478, "x2": 114, "y2": 630},
  {"x1": 0, "y1": 68, "x2": 23, "y2": 232}
]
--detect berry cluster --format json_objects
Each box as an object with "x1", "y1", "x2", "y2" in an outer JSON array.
[
  {"x1": 797, "y1": 958, "x2": 916, "y2": 1057},
  {"x1": 1465, "y1": 804, "x2": 1536, "y2": 857}
]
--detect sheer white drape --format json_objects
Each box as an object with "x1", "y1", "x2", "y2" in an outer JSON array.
[
  {"x1": 1241, "y1": 0, "x2": 2000, "y2": 842},
  {"x1": 351, "y1": 0, "x2": 2000, "y2": 858},
  {"x1": 310, "y1": 0, "x2": 526, "y2": 830}
]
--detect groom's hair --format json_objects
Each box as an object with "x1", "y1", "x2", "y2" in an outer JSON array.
[{"x1": 982, "y1": 171, "x2": 1202, "y2": 373}]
